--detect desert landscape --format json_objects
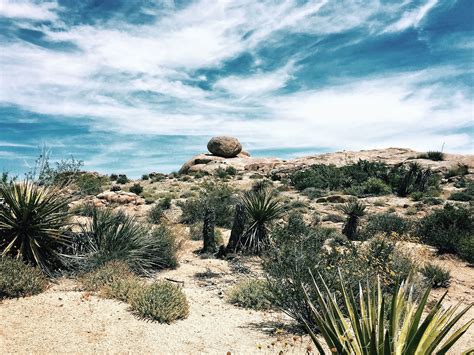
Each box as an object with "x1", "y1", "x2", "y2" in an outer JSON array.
[{"x1": 1, "y1": 137, "x2": 473, "y2": 354}]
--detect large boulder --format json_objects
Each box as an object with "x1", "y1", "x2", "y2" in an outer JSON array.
[{"x1": 207, "y1": 136, "x2": 242, "y2": 158}]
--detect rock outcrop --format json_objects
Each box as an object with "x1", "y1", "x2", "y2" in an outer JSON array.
[
  {"x1": 207, "y1": 136, "x2": 242, "y2": 158},
  {"x1": 96, "y1": 191, "x2": 145, "y2": 205}
]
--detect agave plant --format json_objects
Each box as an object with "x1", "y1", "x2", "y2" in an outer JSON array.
[
  {"x1": 0, "y1": 181, "x2": 71, "y2": 274},
  {"x1": 303, "y1": 271, "x2": 473, "y2": 354},
  {"x1": 340, "y1": 201, "x2": 366, "y2": 240},
  {"x1": 240, "y1": 188, "x2": 283, "y2": 254}
]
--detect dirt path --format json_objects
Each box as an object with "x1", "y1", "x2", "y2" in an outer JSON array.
[{"x1": 0, "y1": 241, "x2": 313, "y2": 354}]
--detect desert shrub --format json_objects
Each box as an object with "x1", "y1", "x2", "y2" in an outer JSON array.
[
  {"x1": 410, "y1": 191, "x2": 425, "y2": 201},
  {"x1": 130, "y1": 281, "x2": 189, "y2": 323},
  {"x1": 80, "y1": 260, "x2": 133, "y2": 292},
  {"x1": 418, "y1": 150, "x2": 444, "y2": 161},
  {"x1": 109, "y1": 173, "x2": 118, "y2": 181},
  {"x1": 148, "y1": 204, "x2": 164, "y2": 224},
  {"x1": 225, "y1": 166, "x2": 237, "y2": 176},
  {"x1": 322, "y1": 213, "x2": 345, "y2": 223},
  {"x1": 78, "y1": 208, "x2": 178, "y2": 274},
  {"x1": 361, "y1": 177, "x2": 391, "y2": 196},
  {"x1": 0, "y1": 182, "x2": 71, "y2": 274},
  {"x1": 291, "y1": 164, "x2": 343, "y2": 191},
  {"x1": 110, "y1": 184, "x2": 121, "y2": 192},
  {"x1": 189, "y1": 222, "x2": 203, "y2": 240},
  {"x1": 179, "y1": 182, "x2": 236, "y2": 228},
  {"x1": 393, "y1": 163, "x2": 439, "y2": 197},
  {"x1": 302, "y1": 187, "x2": 325, "y2": 199},
  {"x1": 142, "y1": 174, "x2": 149, "y2": 180},
  {"x1": 449, "y1": 191, "x2": 472, "y2": 201},
  {"x1": 264, "y1": 213, "x2": 418, "y2": 328},
  {"x1": 445, "y1": 163, "x2": 469, "y2": 178},
  {"x1": 158, "y1": 196, "x2": 172, "y2": 210},
  {"x1": 458, "y1": 236, "x2": 474, "y2": 264},
  {"x1": 71, "y1": 202, "x2": 96, "y2": 217},
  {"x1": 116, "y1": 174, "x2": 129, "y2": 184},
  {"x1": 420, "y1": 263, "x2": 451, "y2": 288},
  {"x1": 417, "y1": 204, "x2": 473, "y2": 261},
  {"x1": 0, "y1": 257, "x2": 48, "y2": 298},
  {"x1": 227, "y1": 279, "x2": 273, "y2": 310},
  {"x1": 129, "y1": 183, "x2": 143, "y2": 195},
  {"x1": 75, "y1": 174, "x2": 107, "y2": 195},
  {"x1": 360, "y1": 212, "x2": 412, "y2": 239},
  {"x1": 101, "y1": 276, "x2": 141, "y2": 302}
]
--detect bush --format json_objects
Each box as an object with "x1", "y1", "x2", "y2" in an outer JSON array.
[
  {"x1": 418, "y1": 151, "x2": 444, "y2": 161},
  {"x1": 179, "y1": 182, "x2": 236, "y2": 228},
  {"x1": 130, "y1": 281, "x2": 189, "y2": 323},
  {"x1": 417, "y1": 204, "x2": 473, "y2": 261},
  {"x1": 360, "y1": 212, "x2": 412, "y2": 239},
  {"x1": 448, "y1": 191, "x2": 472, "y2": 201},
  {"x1": 75, "y1": 174, "x2": 107, "y2": 195},
  {"x1": 420, "y1": 263, "x2": 451, "y2": 288},
  {"x1": 78, "y1": 208, "x2": 178, "y2": 274},
  {"x1": 0, "y1": 182, "x2": 71, "y2": 274},
  {"x1": 0, "y1": 257, "x2": 48, "y2": 298},
  {"x1": 80, "y1": 260, "x2": 134, "y2": 292},
  {"x1": 159, "y1": 196, "x2": 172, "y2": 210},
  {"x1": 264, "y1": 213, "x2": 418, "y2": 328},
  {"x1": 142, "y1": 174, "x2": 149, "y2": 180},
  {"x1": 227, "y1": 279, "x2": 273, "y2": 310},
  {"x1": 147, "y1": 204, "x2": 164, "y2": 224},
  {"x1": 116, "y1": 174, "x2": 129, "y2": 184},
  {"x1": 109, "y1": 174, "x2": 118, "y2": 181},
  {"x1": 71, "y1": 202, "x2": 96, "y2": 217},
  {"x1": 339, "y1": 200, "x2": 365, "y2": 240},
  {"x1": 445, "y1": 163, "x2": 469, "y2": 178},
  {"x1": 129, "y1": 183, "x2": 143, "y2": 195},
  {"x1": 361, "y1": 177, "x2": 391, "y2": 196},
  {"x1": 393, "y1": 163, "x2": 439, "y2": 197}
]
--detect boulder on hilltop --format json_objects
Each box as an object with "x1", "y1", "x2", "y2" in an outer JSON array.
[{"x1": 207, "y1": 136, "x2": 242, "y2": 158}]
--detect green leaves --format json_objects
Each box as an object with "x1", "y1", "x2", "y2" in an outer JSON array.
[
  {"x1": 303, "y1": 272, "x2": 473, "y2": 354},
  {"x1": 0, "y1": 181, "x2": 71, "y2": 274}
]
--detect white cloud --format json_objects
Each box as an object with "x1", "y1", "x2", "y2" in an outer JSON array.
[
  {"x1": 0, "y1": 0, "x2": 58, "y2": 20},
  {"x1": 386, "y1": 0, "x2": 438, "y2": 32}
]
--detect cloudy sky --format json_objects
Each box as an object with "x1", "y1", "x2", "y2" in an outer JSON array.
[{"x1": 0, "y1": 0, "x2": 472, "y2": 176}]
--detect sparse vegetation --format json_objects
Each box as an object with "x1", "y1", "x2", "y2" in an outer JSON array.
[
  {"x1": 129, "y1": 183, "x2": 143, "y2": 195},
  {"x1": 148, "y1": 204, "x2": 164, "y2": 224},
  {"x1": 339, "y1": 200, "x2": 366, "y2": 240},
  {"x1": 0, "y1": 257, "x2": 48, "y2": 298},
  {"x1": 75, "y1": 173, "x2": 108, "y2": 195},
  {"x1": 418, "y1": 150, "x2": 445, "y2": 161},
  {"x1": 360, "y1": 212, "x2": 412, "y2": 239}
]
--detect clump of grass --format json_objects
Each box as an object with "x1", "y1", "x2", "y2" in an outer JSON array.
[
  {"x1": 418, "y1": 151, "x2": 445, "y2": 161},
  {"x1": 130, "y1": 281, "x2": 189, "y2": 323},
  {"x1": 420, "y1": 263, "x2": 451, "y2": 288},
  {"x1": 148, "y1": 204, "x2": 164, "y2": 224},
  {"x1": 0, "y1": 257, "x2": 48, "y2": 298},
  {"x1": 75, "y1": 174, "x2": 108, "y2": 195},
  {"x1": 71, "y1": 202, "x2": 96, "y2": 217},
  {"x1": 227, "y1": 279, "x2": 273, "y2": 310},
  {"x1": 80, "y1": 260, "x2": 133, "y2": 292}
]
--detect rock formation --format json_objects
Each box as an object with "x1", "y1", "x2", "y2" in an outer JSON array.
[{"x1": 207, "y1": 136, "x2": 242, "y2": 158}]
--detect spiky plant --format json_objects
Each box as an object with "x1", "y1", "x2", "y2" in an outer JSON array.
[
  {"x1": 240, "y1": 188, "x2": 283, "y2": 254},
  {"x1": 79, "y1": 208, "x2": 177, "y2": 274},
  {"x1": 0, "y1": 181, "x2": 71, "y2": 274},
  {"x1": 303, "y1": 272, "x2": 473, "y2": 354},
  {"x1": 340, "y1": 201, "x2": 366, "y2": 240}
]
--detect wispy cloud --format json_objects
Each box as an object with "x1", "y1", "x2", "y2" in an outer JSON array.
[{"x1": 0, "y1": 0, "x2": 58, "y2": 20}]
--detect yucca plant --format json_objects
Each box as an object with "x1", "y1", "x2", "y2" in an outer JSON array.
[
  {"x1": 240, "y1": 188, "x2": 283, "y2": 254},
  {"x1": 302, "y1": 271, "x2": 473, "y2": 354},
  {"x1": 0, "y1": 181, "x2": 71, "y2": 274},
  {"x1": 340, "y1": 201, "x2": 366, "y2": 240},
  {"x1": 79, "y1": 208, "x2": 177, "y2": 274}
]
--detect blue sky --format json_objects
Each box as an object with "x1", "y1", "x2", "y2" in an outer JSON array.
[{"x1": 0, "y1": 0, "x2": 473, "y2": 176}]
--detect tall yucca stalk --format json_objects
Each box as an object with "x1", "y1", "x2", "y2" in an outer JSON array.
[
  {"x1": 0, "y1": 181, "x2": 71, "y2": 274},
  {"x1": 302, "y1": 271, "x2": 473, "y2": 354},
  {"x1": 240, "y1": 188, "x2": 283, "y2": 254}
]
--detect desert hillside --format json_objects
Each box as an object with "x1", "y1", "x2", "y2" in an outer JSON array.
[{"x1": 1, "y1": 140, "x2": 473, "y2": 354}]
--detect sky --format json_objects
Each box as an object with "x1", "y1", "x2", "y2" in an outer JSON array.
[{"x1": 0, "y1": 0, "x2": 473, "y2": 177}]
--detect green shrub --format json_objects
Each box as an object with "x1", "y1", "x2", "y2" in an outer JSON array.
[
  {"x1": 159, "y1": 196, "x2": 172, "y2": 210},
  {"x1": 79, "y1": 208, "x2": 178, "y2": 274},
  {"x1": 147, "y1": 204, "x2": 164, "y2": 224},
  {"x1": 80, "y1": 260, "x2": 134, "y2": 292},
  {"x1": 339, "y1": 200, "x2": 366, "y2": 240},
  {"x1": 227, "y1": 279, "x2": 273, "y2": 310},
  {"x1": 109, "y1": 174, "x2": 118, "y2": 181},
  {"x1": 225, "y1": 166, "x2": 237, "y2": 176},
  {"x1": 302, "y1": 187, "x2": 326, "y2": 199},
  {"x1": 393, "y1": 163, "x2": 439, "y2": 197},
  {"x1": 449, "y1": 191, "x2": 472, "y2": 201},
  {"x1": 130, "y1": 281, "x2": 189, "y2": 323},
  {"x1": 0, "y1": 182, "x2": 71, "y2": 274},
  {"x1": 102, "y1": 276, "x2": 141, "y2": 302},
  {"x1": 75, "y1": 174, "x2": 107, "y2": 195},
  {"x1": 420, "y1": 263, "x2": 451, "y2": 288},
  {"x1": 410, "y1": 191, "x2": 425, "y2": 201},
  {"x1": 361, "y1": 177, "x2": 391, "y2": 196},
  {"x1": 71, "y1": 202, "x2": 96, "y2": 217},
  {"x1": 445, "y1": 163, "x2": 469, "y2": 178},
  {"x1": 264, "y1": 213, "x2": 418, "y2": 328},
  {"x1": 142, "y1": 174, "x2": 149, "y2": 180},
  {"x1": 418, "y1": 150, "x2": 445, "y2": 161},
  {"x1": 129, "y1": 183, "x2": 143, "y2": 195},
  {"x1": 360, "y1": 212, "x2": 412, "y2": 239},
  {"x1": 179, "y1": 182, "x2": 236, "y2": 228},
  {"x1": 116, "y1": 175, "x2": 129, "y2": 184},
  {"x1": 0, "y1": 257, "x2": 48, "y2": 298},
  {"x1": 417, "y1": 204, "x2": 473, "y2": 261}
]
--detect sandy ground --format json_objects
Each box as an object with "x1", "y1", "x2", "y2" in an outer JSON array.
[{"x1": 0, "y1": 240, "x2": 315, "y2": 354}]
